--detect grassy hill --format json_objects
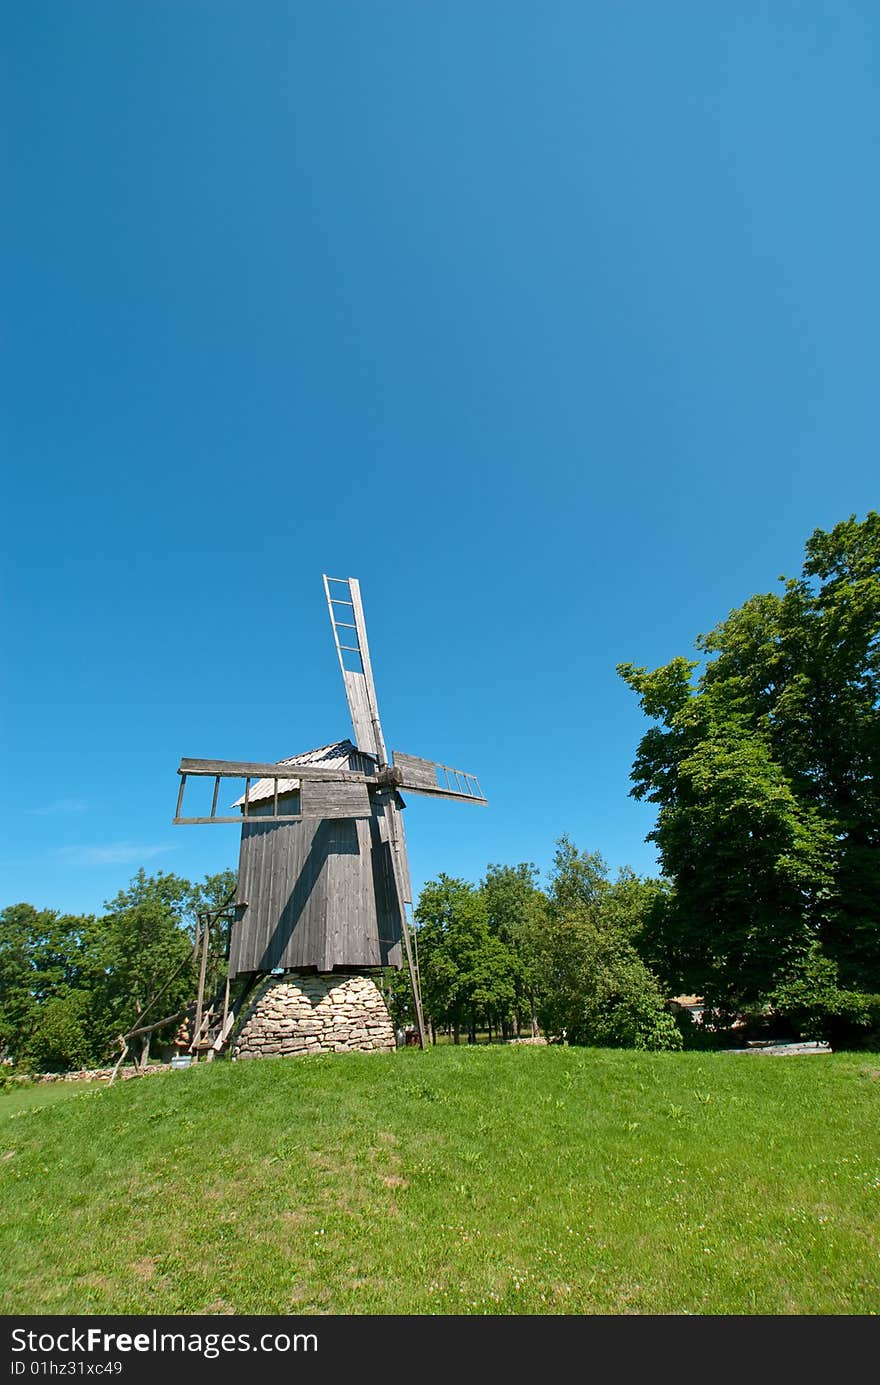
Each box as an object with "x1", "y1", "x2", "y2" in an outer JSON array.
[{"x1": 1, "y1": 1046, "x2": 878, "y2": 1315}]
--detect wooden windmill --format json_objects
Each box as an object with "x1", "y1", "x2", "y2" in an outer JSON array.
[{"x1": 173, "y1": 575, "x2": 486, "y2": 1048}]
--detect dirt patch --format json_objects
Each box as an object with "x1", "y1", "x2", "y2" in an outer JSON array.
[
  {"x1": 280, "y1": 1209, "x2": 311, "y2": 1227},
  {"x1": 204, "y1": 1299, "x2": 235, "y2": 1315}
]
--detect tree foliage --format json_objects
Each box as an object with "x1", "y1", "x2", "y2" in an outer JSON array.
[
  {"x1": 410, "y1": 843, "x2": 677, "y2": 1049},
  {"x1": 619, "y1": 512, "x2": 880, "y2": 1030},
  {"x1": 0, "y1": 867, "x2": 236, "y2": 1072},
  {"x1": 534, "y1": 838, "x2": 681, "y2": 1050},
  {"x1": 416, "y1": 875, "x2": 518, "y2": 1040},
  {"x1": 480, "y1": 863, "x2": 547, "y2": 1034}
]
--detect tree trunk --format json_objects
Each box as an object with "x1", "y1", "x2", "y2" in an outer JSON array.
[{"x1": 453, "y1": 1023, "x2": 460, "y2": 1045}]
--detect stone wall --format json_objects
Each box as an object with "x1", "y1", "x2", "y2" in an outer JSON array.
[
  {"x1": 7, "y1": 1064, "x2": 172, "y2": 1084},
  {"x1": 232, "y1": 971, "x2": 396, "y2": 1059}
]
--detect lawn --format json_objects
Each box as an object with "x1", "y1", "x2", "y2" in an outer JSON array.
[
  {"x1": 1, "y1": 1046, "x2": 877, "y2": 1315},
  {"x1": 0, "y1": 1077, "x2": 108, "y2": 1121}
]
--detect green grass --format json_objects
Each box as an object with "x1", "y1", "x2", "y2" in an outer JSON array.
[
  {"x1": 0, "y1": 1078, "x2": 106, "y2": 1120},
  {"x1": 1, "y1": 1047, "x2": 878, "y2": 1315}
]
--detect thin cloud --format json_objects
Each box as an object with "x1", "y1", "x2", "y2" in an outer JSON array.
[
  {"x1": 56, "y1": 842, "x2": 174, "y2": 867},
  {"x1": 25, "y1": 798, "x2": 88, "y2": 817}
]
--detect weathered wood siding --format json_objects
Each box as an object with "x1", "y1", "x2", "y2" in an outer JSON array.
[
  {"x1": 299, "y1": 778, "x2": 371, "y2": 819},
  {"x1": 229, "y1": 793, "x2": 403, "y2": 977}
]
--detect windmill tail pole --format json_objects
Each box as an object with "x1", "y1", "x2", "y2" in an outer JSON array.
[
  {"x1": 192, "y1": 909, "x2": 212, "y2": 1055},
  {"x1": 399, "y1": 911, "x2": 427, "y2": 1049},
  {"x1": 384, "y1": 798, "x2": 426, "y2": 1048}
]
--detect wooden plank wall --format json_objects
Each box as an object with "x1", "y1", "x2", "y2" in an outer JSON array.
[
  {"x1": 300, "y1": 778, "x2": 371, "y2": 819},
  {"x1": 229, "y1": 803, "x2": 403, "y2": 977}
]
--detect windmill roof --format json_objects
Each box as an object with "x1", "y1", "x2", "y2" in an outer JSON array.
[{"x1": 231, "y1": 739, "x2": 374, "y2": 807}]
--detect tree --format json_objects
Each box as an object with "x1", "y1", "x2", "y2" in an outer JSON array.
[
  {"x1": 0, "y1": 866, "x2": 238, "y2": 1072},
  {"x1": 534, "y1": 838, "x2": 681, "y2": 1050},
  {"x1": 0, "y1": 904, "x2": 44, "y2": 1060},
  {"x1": 770, "y1": 944, "x2": 880, "y2": 1048},
  {"x1": 25, "y1": 990, "x2": 94, "y2": 1074},
  {"x1": 546, "y1": 836, "x2": 609, "y2": 912},
  {"x1": 619, "y1": 512, "x2": 880, "y2": 1025},
  {"x1": 94, "y1": 870, "x2": 208, "y2": 1063},
  {"x1": 190, "y1": 869, "x2": 239, "y2": 962},
  {"x1": 0, "y1": 904, "x2": 104, "y2": 1066},
  {"x1": 480, "y1": 863, "x2": 548, "y2": 1035},
  {"x1": 536, "y1": 917, "x2": 681, "y2": 1049},
  {"x1": 415, "y1": 875, "x2": 518, "y2": 1042}
]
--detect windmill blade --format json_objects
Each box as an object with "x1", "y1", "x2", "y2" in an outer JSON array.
[
  {"x1": 323, "y1": 575, "x2": 387, "y2": 763},
  {"x1": 391, "y1": 751, "x2": 486, "y2": 804},
  {"x1": 178, "y1": 757, "x2": 373, "y2": 783},
  {"x1": 173, "y1": 757, "x2": 374, "y2": 825}
]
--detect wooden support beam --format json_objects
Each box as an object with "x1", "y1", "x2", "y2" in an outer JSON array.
[
  {"x1": 122, "y1": 1005, "x2": 193, "y2": 1041},
  {"x1": 191, "y1": 912, "x2": 211, "y2": 1055},
  {"x1": 108, "y1": 1037, "x2": 130, "y2": 1087}
]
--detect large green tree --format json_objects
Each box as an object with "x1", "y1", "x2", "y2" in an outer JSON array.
[
  {"x1": 619, "y1": 512, "x2": 880, "y2": 1026},
  {"x1": 534, "y1": 838, "x2": 680, "y2": 1050}
]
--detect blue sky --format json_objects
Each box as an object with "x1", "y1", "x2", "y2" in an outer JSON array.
[{"x1": 2, "y1": 2, "x2": 877, "y2": 918}]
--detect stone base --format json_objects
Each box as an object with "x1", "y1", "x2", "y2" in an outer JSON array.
[{"x1": 232, "y1": 972, "x2": 396, "y2": 1059}]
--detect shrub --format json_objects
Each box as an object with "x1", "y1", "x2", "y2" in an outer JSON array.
[
  {"x1": 536, "y1": 912, "x2": 682, "y2": 1051},
  {"x1": 22, "y1": 991, "x2": 93, "y2": 1073},
  {"x1": 771, "y1": 946, "x2": 880, "y2": 1048}
]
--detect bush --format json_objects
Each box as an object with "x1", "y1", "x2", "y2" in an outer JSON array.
[
  {"x1": 536, "y1": 913, "x2": 682, "y2": 1051},
  {"x1": 771, "y1": 947, "x2": 880, "y2": 1049},
  {"x1": 23, "y1": 991, "x2": 93, "y2": 1073},
  {"x1": 671, "y1": 1009, "x2": 721, "y2": 1050}
]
